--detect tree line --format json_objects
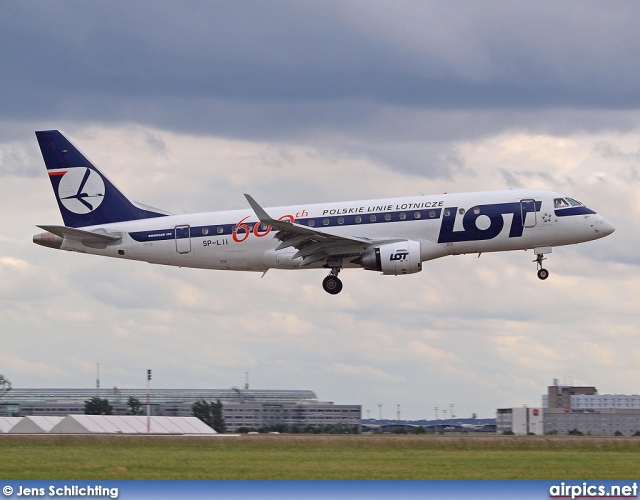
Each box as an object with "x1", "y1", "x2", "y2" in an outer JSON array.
[{"x1": 83, "y1": 396, "x2": 144, "y2": 416}]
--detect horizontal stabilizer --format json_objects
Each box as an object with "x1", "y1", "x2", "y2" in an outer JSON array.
[{"x1": 37, "y1": 225, "x2": 122, "y2": 243}]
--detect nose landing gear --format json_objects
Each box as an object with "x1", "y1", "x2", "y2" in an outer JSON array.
[{"x1": 534, "y1": 253, "x2": 549, "y2": 280}]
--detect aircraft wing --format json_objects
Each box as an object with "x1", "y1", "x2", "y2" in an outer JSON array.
[{"x1": 245, "y1": 194, "x2": 399, "y2": 267}]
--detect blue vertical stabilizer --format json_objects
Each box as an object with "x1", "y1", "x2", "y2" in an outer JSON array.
[{"x1": 36, "y1": 130, "x2": 168, "y2": 228}]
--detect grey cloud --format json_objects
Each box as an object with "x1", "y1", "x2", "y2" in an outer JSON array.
[
  {"x1": 0, "y1": 141, "x2": 42, "y2": 177},
  {"x1": 338, "y1": 142, "x2": 472, "y2": 180},
  {"x1": 499, "y1": 169, "x2": 523, "y2": 188},
  {"x1": 2, "y1": 1, "x2": 640, "y2": 143},
  {"x1": 615, "y1": 166, "x2": 640, "y2": 184},
  {"x1": 498, "y1": 169, "x2": 559, "y2": 189},
  {"x1": 594, "y1": 142, "x2": 640, "y2": 162}
]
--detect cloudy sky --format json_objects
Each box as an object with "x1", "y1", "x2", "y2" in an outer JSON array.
[{"x1": 1, "y1": 1, "x2": 639, "y2": 420}]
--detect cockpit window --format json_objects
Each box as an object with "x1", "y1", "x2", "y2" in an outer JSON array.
[
  {"x1": 554, "y1": 198, "x2": 570, "y2": 208},
  {"x1": 565, "y1": 197, "x2": 583, "y2": 207}
]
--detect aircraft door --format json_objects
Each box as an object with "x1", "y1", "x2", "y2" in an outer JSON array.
[
  {"x1": 175, "y1": 225, "x2": 191, "y2": 254},
  {"x1": 520, "y1": 199, "x2": 537, "y2": 228}
]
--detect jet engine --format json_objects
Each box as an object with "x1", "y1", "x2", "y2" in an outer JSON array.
[{"x1": 358, "y1": 240, "x2": 422, "y2": 275}]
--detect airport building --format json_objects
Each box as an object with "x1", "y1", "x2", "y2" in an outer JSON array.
[
  {"x1": 543, "y1": 383, "x2": 640, "y2": 436},
  {"x1": 0, "y1": 387, "x2": 361, "y2": 432},
  {"x1": 497, "y1": 382, "x2": 640, "y2": 436},
  {"x1": 222, "y1": 401, "x2": 361, "y2": 431},
  {"x1": 496, "y1": 407, "x2": 543, "y2": 435}
]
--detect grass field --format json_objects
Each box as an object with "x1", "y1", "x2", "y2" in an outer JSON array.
[
  {"x1": 0, "y1": 435, "x2": 640, "y2": 479},
  {"x1": 1, "y1": 434, "x2": 639, "y2": 480}
]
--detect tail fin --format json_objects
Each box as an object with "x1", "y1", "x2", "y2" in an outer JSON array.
[{"x1": 36, "y1": 130, "x2": 169, "y2": 228}]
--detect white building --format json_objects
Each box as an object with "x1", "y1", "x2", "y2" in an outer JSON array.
[{"x1": 496, "y1": 407, "x2": 543, "y2": 435}]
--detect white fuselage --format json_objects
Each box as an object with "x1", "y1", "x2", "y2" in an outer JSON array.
[{"x1": 57, "y1": 188, "x2": 614, "y2": 273}]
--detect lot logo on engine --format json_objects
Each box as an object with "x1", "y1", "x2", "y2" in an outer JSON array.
[{"x1": 390, "y1": 252, "x2": 409, "y2": 261}]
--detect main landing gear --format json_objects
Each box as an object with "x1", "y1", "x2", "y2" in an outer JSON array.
[
  {"x1": 534, "y1": 253, "x2": 549, "y2": 280},
  {"x1": 322, "y1": 268, "x2": 343, "y2": 295}
]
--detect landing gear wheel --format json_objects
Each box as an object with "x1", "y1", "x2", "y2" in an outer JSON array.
[
  {"x1": 534, "y1": 253, "x2": 549, "y2": 281},
  {"x1": 322, "y1": 275, "x2": 343, "y2": 295},
  {"x1": 537, "y1": 268, "x2": 549, "y2": 280}
]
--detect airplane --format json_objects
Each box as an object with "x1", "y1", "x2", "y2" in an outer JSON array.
[
  {"x1": 459, "y1": 422, "x2": 486, "y2": 431},
  {"x1": 33, "y1": 130, "x2": 615, "y2": 294}
]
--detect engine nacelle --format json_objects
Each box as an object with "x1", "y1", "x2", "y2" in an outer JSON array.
[{"x1": 360, "y1": 240, "x2": 422, "y2": 275}]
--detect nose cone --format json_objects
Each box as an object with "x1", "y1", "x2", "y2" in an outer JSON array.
[
  {"x1": 602, "y1": 218, "x2": 615, "y2": 236},
  {"x1": 596, "y1": 216, "x2": 615, "y2": 237}
]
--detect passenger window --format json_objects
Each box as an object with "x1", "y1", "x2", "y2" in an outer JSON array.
[
  {"x1": 429, "y1": 210, "x2": 435, "y2": 218},
  {"x1": 355, "y1": 216, "x2": 362, "y2": 223},
  {"x1": 414, "y1": 211, "x2": 421, "y2": 219},
  {"x1": 370, "y1": 215, "x2": 377, "y2": 222},
  {"x1": 458, "y1": 208, "x2": 465, "y2": 215},
  {"x1": 323, "y1": 218, "x2": 329, "y2": 226},
  {"x1": 308, "y1": 220, "x2": 315, "y2": 227},
  {"x1": 202, "y1": 228, "x2": 209, "y2": 235},
  {"x1": 399, "y1": 212, "x2": 406, "y2": 220},
  {"x1": 444, "y1": 209, "x2": 450, "y2": 216},
  {"x1": 337, "y1": 217, "x2": 344, "y2": 224},
  {"x1": 473, "y1": 207, "x2": 480, "y2": 214},
  {"x1": 384, "y1": 213, "x2": 391, "y2": 221},
  {"x1": 217, "y1": 227, "x2": 224, "y2": 234}
]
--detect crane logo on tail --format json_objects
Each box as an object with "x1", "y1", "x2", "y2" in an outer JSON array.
[{"x1": 55, "y1": 167, "x2": 105, "y2": 214}]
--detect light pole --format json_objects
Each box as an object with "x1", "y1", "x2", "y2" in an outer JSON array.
[{"x1": 146, "y1": 369, "x2": 152, "y2": 433}]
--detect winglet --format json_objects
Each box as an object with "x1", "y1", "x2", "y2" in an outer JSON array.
[
  {"x1": 244, "y1": 194, "x2": 372, "y2": 245},
  {"x1": 244, "y1": 194, "x2": 279, "y2": 225}
]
